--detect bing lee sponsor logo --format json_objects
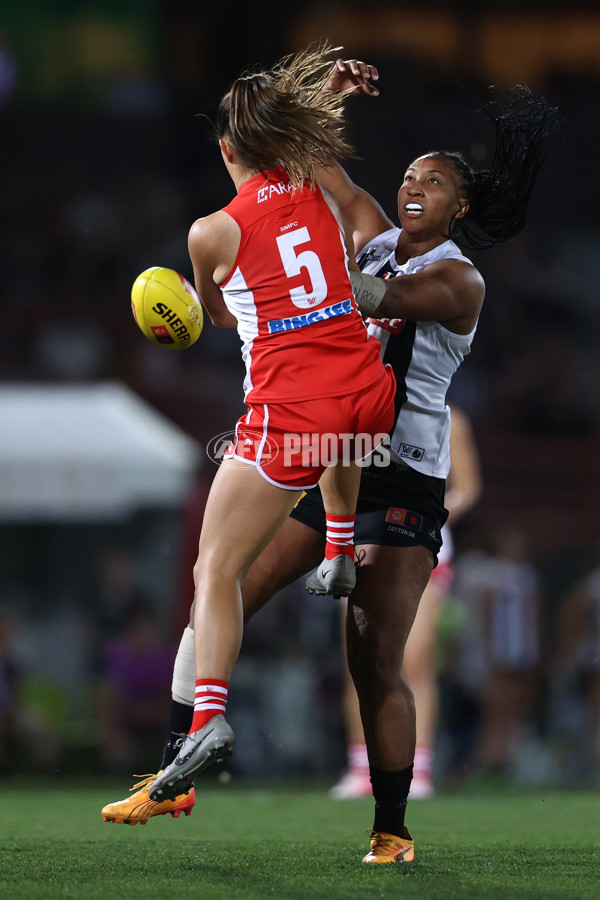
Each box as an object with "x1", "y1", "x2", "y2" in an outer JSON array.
[{"x1": 268, "y1": 298, "x2": 353, "y2": 333}]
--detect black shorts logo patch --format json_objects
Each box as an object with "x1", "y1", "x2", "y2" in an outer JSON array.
[{"x1": 385, "y1": 507, "x2": 423, "y2": 531}]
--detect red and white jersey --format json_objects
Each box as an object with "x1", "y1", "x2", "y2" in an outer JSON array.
[{"x1": 220, "y1": 167, "x2": 384, "y2": 403}]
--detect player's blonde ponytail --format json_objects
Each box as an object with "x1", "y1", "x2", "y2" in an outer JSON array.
[{"x1": 215, "y1": 43, "x2": 355, "y2": 189}]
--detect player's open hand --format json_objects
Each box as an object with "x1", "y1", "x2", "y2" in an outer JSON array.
[{"x1": 325, "y1": 58, "x2": 379, "y2": 96}]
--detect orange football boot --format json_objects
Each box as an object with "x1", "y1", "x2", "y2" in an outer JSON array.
[
  {"x1": 362, "y1": 827, "x2": 415, "y2": 863},
  {"x1": 101, "y1": 772, "x2": 195, "y2": 826}
]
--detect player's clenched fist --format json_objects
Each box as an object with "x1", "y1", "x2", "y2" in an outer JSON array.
[{"x1": 325, "y1": 58, "x2": 380, "y2": 96}]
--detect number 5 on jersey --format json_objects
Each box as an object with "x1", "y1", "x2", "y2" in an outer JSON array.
[{"x1": 276, "y1": 227, "x2": 328, "y2": 309}]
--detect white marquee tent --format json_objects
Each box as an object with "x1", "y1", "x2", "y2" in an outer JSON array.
[{"x1": 0, "y1": 382, "x2": 201, "y2": 521}]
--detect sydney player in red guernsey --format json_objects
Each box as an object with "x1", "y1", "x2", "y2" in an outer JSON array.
[
  {"x1": 146, "y1": 45, "x2": 395, "y2": 802},
  {"x1": 218, "y1": 166, "x2": 387, "y2": 405}
]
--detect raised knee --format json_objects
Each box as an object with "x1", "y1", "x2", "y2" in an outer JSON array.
[{"x1": 349, "y1": 638, "x2": 404, "y2": 694}]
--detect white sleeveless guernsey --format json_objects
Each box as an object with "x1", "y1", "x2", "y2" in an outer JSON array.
[{"x1": 358, "y1": 227, "x2": 477, "y2": 479}]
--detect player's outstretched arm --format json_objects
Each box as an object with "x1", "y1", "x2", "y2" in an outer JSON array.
[
  {"x1": 317, "y1": 57, "x2": 392, "y2": 255},
  {"x1": 317, "y1": 163, "x2": 393, "y2": 257}
]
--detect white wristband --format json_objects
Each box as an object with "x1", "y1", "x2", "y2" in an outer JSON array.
[{"x1": 350, "y1": 271, "x2": 386, "y2": 316}]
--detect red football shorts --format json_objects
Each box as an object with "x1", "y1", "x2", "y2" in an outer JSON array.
[{"x1": 225, "y1": 366, "x2": 396, "y2": 490}]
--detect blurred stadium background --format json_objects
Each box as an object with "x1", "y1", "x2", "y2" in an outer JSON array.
[{"x1": 1, "y1": 1, "x2": 599, "y2": 788}]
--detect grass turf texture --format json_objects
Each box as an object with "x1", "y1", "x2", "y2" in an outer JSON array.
[{"x1": 0, "y1": 781, "x2": 598, "y2": 899}]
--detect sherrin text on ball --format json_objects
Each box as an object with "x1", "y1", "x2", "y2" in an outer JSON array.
[{"x1": 131, "y1": 266, "x2": 204, "y2": 349}]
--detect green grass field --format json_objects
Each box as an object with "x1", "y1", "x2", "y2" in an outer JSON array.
[{"x1": 0, "y1": 779, "x2": 598, "y2": 899}]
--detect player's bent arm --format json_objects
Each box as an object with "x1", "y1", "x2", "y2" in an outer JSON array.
[
  {"x1": 188, "y1": 213, "x2": 240, "y2": 328},
  {"x1": 317, "y1": 161, "x2": 393, "y2": 255},
  {"x1": 351, "y1": 260, "x2": 485, "y2": 334}
]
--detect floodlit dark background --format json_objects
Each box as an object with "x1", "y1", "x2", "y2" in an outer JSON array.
[{"x1": 1, "y1": 1, "x2": 599, "y2": 786}]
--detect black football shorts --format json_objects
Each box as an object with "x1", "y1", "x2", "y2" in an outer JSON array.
[{"x1": 290, "y1": 458, "x2": 448, "y2": 564}]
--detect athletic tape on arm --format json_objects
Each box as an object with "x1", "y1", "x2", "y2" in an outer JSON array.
[{"x1": 350, "y1": 271, "x2": 386, "y2": 316}]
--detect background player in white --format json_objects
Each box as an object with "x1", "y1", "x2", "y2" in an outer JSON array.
[{"x1": 557, "y1": 542, "x2": 600, "y2": 776}]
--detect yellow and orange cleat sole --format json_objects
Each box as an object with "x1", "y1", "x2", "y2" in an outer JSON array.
[
  {"x1": 101, "y1": 773, "x2": 195, "y2": 826},
  {"x1": 362, "y1": 828, "x2": 415, "y2": 863}
]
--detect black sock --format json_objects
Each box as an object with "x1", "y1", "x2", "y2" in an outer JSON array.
[
  {"x1": 161, "y1": 700, "x2": 194, "y2": 768},
  {"x1": 370, "y1": 765, "x2": 413, "y2": 837}
]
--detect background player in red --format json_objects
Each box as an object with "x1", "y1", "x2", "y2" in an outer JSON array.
[{"x1": 145, "y1": 45, "x2": 395, "y2": 802}]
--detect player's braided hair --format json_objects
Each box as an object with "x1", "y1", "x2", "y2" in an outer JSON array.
[
  {"x1": 216, "y1": 43, "x2": 356, "y2": 189},
  {"x1": 426, "y1": 86, "x2": 561, "y2": 250}
]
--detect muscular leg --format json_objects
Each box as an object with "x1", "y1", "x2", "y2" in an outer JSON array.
[
  {"x1": 319, "y1": 462, "x2": 361, "y2": 517},
  {"x1": 191, "y1": 459, "x2": 304, "y2": 681},
  {"x1": 184, "y1": 514, "x2": 324, "y2": 627},
  {"x1": 401, "y1": 575, "x2": 445, "y2": 796},
  {"x1": 340, "y1": 571, "x2": 442, "y2": 754},
  {"x1": 339, "y1": 601, "x2": 366, "y2": 746},
  {"x1": 166, "y1": 511, "x2": 324, "y2": 758},
  {"x1": 101, "y1": 495, "x2": 325, "y2": 822},
  {"x1": 242, "y1": 514, "x2": 325, "y2": 616},
  {"x1": 403, "y1": 576, "x2": 446, "y2": 749},
  {"x1": 347, "y1": 544, "x2": 434, "y2": 770},
  {"x1": 328, "y1": 599, "x2": 372, "y2": 799}
]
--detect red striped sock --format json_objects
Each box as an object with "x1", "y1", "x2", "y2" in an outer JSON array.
[
  {"x1": 325, "y1": 514, "x2": 355, "y2": 560},
  {"x1": 190, "y1": 678, "x2": 229, "y2": 734},
  {"x1": 348, "y1": 741, "x2": 369, "y2": 775},
  {"x1": 414, "y1": 745, "x2": 433, "y2": 777}
]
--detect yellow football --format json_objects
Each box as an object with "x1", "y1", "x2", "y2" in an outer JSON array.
[{"x1": 131, "y1": 266, "x2": 203, "y2": 349}]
